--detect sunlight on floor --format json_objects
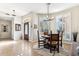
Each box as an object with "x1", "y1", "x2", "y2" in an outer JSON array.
[
  {"x1": 0, "y1": 40, "x2": 32, "y2": 56},
  {"x1": 0, "y1": 41, "x2": 17, "y2": 47}
]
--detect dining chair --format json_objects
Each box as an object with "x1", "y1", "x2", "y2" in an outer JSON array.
[
  {"x1": 37, "y1": 30, "x2": 45, "y2": 48},
  {"x1": 49, "y1": 33, "x2": 59, "y2": 54},
  {"x1": 59, "y1": 31, "x2": 63, "y2": 47},
  {"x1": 44, "y1": 32, "x2": 48, "y2": 35}
]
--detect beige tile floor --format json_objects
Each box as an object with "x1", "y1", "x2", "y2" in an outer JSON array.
[
  {"x1": 0, "y1": 40, "x2": 32, "y2": 56},
  {"x1": 0, "y1": 39, "x2": 73, "y2": 56}
]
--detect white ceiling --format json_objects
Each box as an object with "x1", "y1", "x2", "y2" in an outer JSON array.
[{"x1": 0, "y1": 3, "x2": 78, "y2": 17}]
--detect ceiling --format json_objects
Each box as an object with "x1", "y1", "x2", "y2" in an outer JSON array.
[{"x1": 0, "y1": 3, "x2": 78, "y2": 17}]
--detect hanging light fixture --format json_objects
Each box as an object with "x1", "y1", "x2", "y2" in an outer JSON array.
[
  {"x1": 47, "y1": 3, "x2": 50, "y2": 20},
  {"x1": 45, "y1": 3, "x2": 54, "y2": 21}
]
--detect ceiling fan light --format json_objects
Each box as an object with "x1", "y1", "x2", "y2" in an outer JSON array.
[
  {"x1": 5, "y1": 10, "x2": 16, "y2": 16},
  {"x1": 12, "y1": 14, "x2": 16, "y2": 16}
]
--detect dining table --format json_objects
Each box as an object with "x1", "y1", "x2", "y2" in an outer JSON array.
[{"x1": 41, "y1": 35, "x2": 50, "y2": 49}]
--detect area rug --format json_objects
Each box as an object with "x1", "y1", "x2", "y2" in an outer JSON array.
[{"x1": 32, "y1": 42, "x2": 69, "y2": 56}]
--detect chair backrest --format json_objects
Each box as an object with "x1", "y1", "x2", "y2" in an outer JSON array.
[
  {"x1": 37, "y1": 30, "x2": 43, "y2": 41},
  {"x1": 50, "y1": 34, "x2": 59, "y2": 45},
  {"x1": 51, "y1": 34, "x2": 59, "y2": 41},
  {"x1": 44, "y1": 32, "x2": 48, "y2": 35},
  {"x1": 37, "y1": 30, "x2": 40, "y2": 41}
]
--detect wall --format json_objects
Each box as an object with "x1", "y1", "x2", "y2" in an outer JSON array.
[
  {"x1": 71, "y1": 6, "x2": 79, "y2": 42},
  {"x1": 22, "y1": 12, "x2": 33, "y2": 40},
  {"x1": 0, "y1": 11, "x2": 22, "y2": 40},
  {"x1": 22, "y1": 12, "x2": 38, "y2": 41},
  {"x1": 38, "y1": 6, "x2": 79, "y2": 41},
  {"x1": 12, "y1": 18, "x2": 14, "y2": 39},
  {"x1": 0, "y1": 20, "x2": 12, "y2": 39},
  {"x1": 12, "y1": 16, "x2": 22, "y2": 40},
  {"x1": 22, "y1": 5, "x2": 79, "y2": 42},
  {"x1": 50, "y1": 6, "x2": 79, "y2": 42}
]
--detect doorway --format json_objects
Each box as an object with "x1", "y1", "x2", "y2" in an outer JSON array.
[{"x1": 24, "y1": 22, "x2": 29, "y2": 41}]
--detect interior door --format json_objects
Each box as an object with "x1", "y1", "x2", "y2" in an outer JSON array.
[{"x1": 24, "y1": 22, "x2": 29, "y2": 40}]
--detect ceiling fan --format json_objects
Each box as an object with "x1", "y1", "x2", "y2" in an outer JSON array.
[{"x1": 5, "y1": 10, "x2": 16, "y2": 16}]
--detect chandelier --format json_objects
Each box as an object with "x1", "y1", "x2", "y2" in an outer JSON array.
[{"x1": 45, "y1": 3, "x2": 54, "y2": 21}]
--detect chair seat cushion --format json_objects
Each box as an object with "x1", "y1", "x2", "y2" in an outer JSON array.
[
  {"x1": 52, "y1": 41, "x2": 58, "y2": 44},
  {"x1": 47, "y1": 41, "x2": 58, "y2": 45},
  {"x1": 40, "y1": 38, "x2": 44, "y2": 40}
]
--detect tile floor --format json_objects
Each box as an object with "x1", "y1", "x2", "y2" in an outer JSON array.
[{"x1": 0, "y1": 39, "x2": 76, "y2": 56}]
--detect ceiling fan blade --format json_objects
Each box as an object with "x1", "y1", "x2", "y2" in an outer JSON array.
[
  {"x1": 12, "y1": 14, "x2": 16, "y2": 16},
  {"x1": 5, "y1": 13, "x2": 10, "y2": 15},
  {"x1": 0, "y1": 10, "x2": 16, "y2": 16}
]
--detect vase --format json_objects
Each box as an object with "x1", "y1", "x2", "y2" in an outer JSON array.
[{"x1": 73, "y1": 32, "x2": 78, "y2": 42}]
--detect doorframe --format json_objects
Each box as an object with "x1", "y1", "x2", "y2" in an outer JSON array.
[{"x1": 24, "y1": 22, "x2": 29, "y2": 40}]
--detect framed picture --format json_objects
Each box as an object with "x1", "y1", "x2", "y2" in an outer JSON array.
[
  {"x1": 1, "y1": 24, "x2": 8, "y2": 32},
  {"x1": 15, "y1": 24, "x2": 21, "y2": 31},
  {"x1": 34, "y1": 24, "x2": 37, "y2": 29}
]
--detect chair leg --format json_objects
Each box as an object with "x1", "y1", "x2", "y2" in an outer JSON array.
[
  {"x1": 50, "y1": 45, "x2": 52, "y2": 53},
  {"x1": 38, "y1": 42, "x2": 40, "y2": 48},
  {"x1": 43, "y1": 41, "x2": 45, "y2": 48},
  {"x1": 60, "y1": 37, "x2": 62, "y2": 47},
  {"x1": 53, "y1": 47, "x2": 56, "y2": 56},
  {"x1": 50, "y1": 49, "x2": 52, "y2": 53},
  {"x1": 38, "y1": 44, "x2": 40, "y2": 48},
  {"x1": 44, "y1": 44, "x2": 45, "y2": 48},
  {"x1": 57, "y1": 46, "x2": 59, "y2": 53},
  {"x1": 57, "y1": 49, "x2": 59, "y2": 53}
]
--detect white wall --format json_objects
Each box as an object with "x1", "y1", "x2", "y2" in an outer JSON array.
[
  {"x1": 12, "y1": 18, "x2": 14, "y2": 40},
  {"x1": 22, "y1": 6, "x2": 79, "y2": 42},
  {"x1": 51, "y1": 6, "x2": 79, "y2": 42},
  {"x1": 22, "y1": 12, "x2": 33, "y2": 40},
  {"x1": 13, "y1": 17, "x2": 22, "y2": 40},
  {"x1": 45, "y1": 6, "x2": 79, "y2": 42},
  {"x1": 71, "y1": 6, "x2": 79, "y2": 42},
  {"x1": 0, "y1": 20, "x2": 12, "y2": 39},
  {"x1": 32, "y1": 13, "x2": 38, "y2": 40},
  {"x1": 0, "y1": 11, "x2": 22, "y2": 40},
  {"x1": 22, "y1": 12, "x2": 38, "y2": 41}
]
